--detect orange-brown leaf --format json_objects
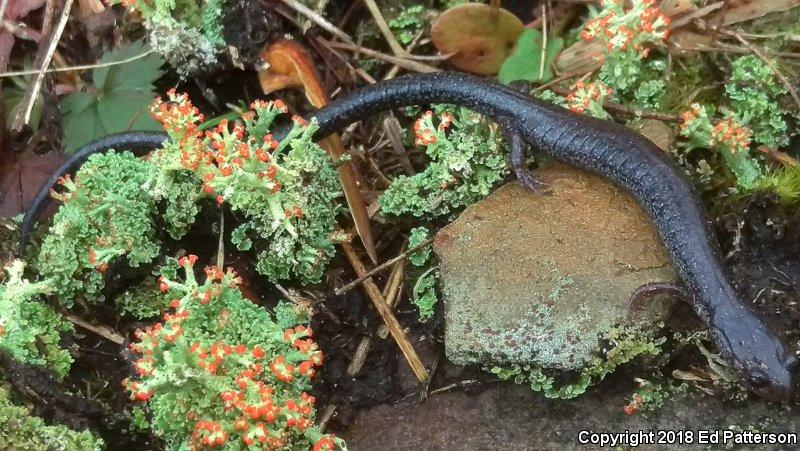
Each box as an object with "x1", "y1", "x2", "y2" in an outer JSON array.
[{"x1": 431, "y1": 3, "x2": 524, "y2": 75}]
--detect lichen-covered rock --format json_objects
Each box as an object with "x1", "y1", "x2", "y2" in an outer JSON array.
[{"x1": 434, "y1": 163, "x2": 677, "y2": 370}]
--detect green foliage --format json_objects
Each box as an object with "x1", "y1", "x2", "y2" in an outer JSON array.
[
  {"x1": 633, "y1": 79, "x2": 665, "y2": 110},
  {"x1": 60, "y1": 41, "x2": 164, "y2": 154},
  {"x1": 0, "y1": 261, "x2": 73, "y2": 379},
  {"x1": 4, "y1": 61, "x2": 43, "y2": 131},
  {"x1": 35, "y1": 151, "x2": 160, "y2": 306},
  {"x1": 379, "y1": 107, "x2": 509, "y2": 219},
  {"x1": 489, "y1": 324, "x2": 664, "y2": 399},
  {"x1": 498, "y1": 29, "x2": 563, "y2": 85},
  {"x1": 124, "y1": 256, "x2": 345, "y2": 450},
  {"x1": 0, "y1": 383, "x2": 104, "y2": 450},
  {"x1": 115, "y1": 0, "x2": 224, "y2": 76},
  {"x1": 725, "y1": 55, "x2": 788, "y2": 148},
  {"x1": 408, "y1": 227, "x2": 431, "y2": 267},
  {"x1": 388, "y1": 5, "x2": 426, "y2": 45},
  {"x1": 755, "y1": 165, "x2": 800, "y2": 203},
  {"x1": 412, "y1": 268, "x2": 438, "y2": 322}
]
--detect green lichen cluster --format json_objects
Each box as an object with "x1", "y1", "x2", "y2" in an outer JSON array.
[
  {"x1": 725, "y1": 55, "x2": 788, "y2": 149},
  {"x1": 532, "y1": 1, "x2": 798, "y2": 199},
  {"x1": 624, "y1": 377, "x2": 687, "y2": 416},
  {"x1": 35, "y1": 151, "x2": 160, "y2": 306},
  {"x1": 114, "y1": 0, "x2": 225, "y2": 76},
  {"x1": 149, "y1": 92, "x2": 343, "y2": 284},
  {"x1": 115, "y1": 276, "x2": 174, "y2": 320},
  {"x1": 388, "y1": 5, "x2": 428, "y2": 45},
  {"x1": 0, "y1": 383, "x2": 104, "y2": 451},
  {"x1": 124, "y1": 256, "x2": 344, "y2": 450},
  {"x1": 35, "y1": 92, "x2": 343, "y2": 306},
  {"x1": 489, "y1": 324, "x2": 664, "y2": 399},
  {"x1": 379, "y1": 107, "x2": 509, "y2": 219},
  {"x1": 0, "y1": 261, "x2": 73, "y2": 379}
]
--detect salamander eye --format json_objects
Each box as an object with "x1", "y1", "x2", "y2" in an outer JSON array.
[{"x1": 748, "y1": 373, "x2": 769, "y2": 389}]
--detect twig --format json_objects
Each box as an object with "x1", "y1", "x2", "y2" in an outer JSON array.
[
  {"x1": 726, "y1": 30, "x2": 800, "y2": 114},
  {"x1": 12, "y1": 0, "x2": 73, "y2": 131},
  {"x1": 317, "y1": 404, "x2": 337, "y2": 431},
  {"x1": 0, "y1": 49, "x2": 155, "y2": 78},
  {"x1": 340, "y1": 241, "x2": 429, "y2": 382},
  {"x1": 532, "y1": 69, "x2": 592, "y2": 93},
  {"x1": 375, "y1": 259, "x2": 405, "y2": 339},
  {"x1": 216, "y1": 208, "x2": 225, "y2": 268},
  {"x1": 321, "y1": 40, "x2": 439, "y2": 73},
  {"x1": 0, "y1": 0, "x2": 10, "y2": 29},
  {"x1": 280, "y1": 0, "x2": 353, "y2": 43},
  {"x1": 347, "y1": 249, "x2": 406, "y2": 375},
  {"x1": 669, "y1": 1, "x2": 724, "y2": 29},
  {"x1": 335, "y1": 237, "x2": 434, "y2": 295},
  {"x1": 1, "y1": 19, "x2": 43, "y2": 42},
  {"x1": 429, "y1": 379, "x2": 481, "y2": 395},
  {"x1": 63, "y1": 313, "x2": 125, "y2": 345},
  {"x1": 362, "y1": 0, "x2": 407, "y2": 57},
  {"x1": 757, "y1": 146, "x2": 797, "y2": 167},
  {"x1": 539, "y1": 3, "x2": 548, "y2": 81}
]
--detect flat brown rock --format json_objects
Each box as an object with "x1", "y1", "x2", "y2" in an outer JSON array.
[{"x1": 434, "y1": 163, "x2": 677, "y2": 370}]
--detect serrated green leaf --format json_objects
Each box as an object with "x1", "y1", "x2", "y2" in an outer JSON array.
[
  {"x1": 94, "y1": 41, "x2": 163, "y2": 93},
  {"x1": 61, "y1": 41, "x2": 164, "y2": 153},
  {"x1": 62, "y1": 104, "x2": 105, "y2": 154},
  {"x1": 97, "y1": 90, "x2": 160, "y2": 132},
  {"x1": 498, "y1": 29, "x2": 563, "y2": 85}
]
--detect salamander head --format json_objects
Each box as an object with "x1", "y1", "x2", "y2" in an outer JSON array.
[{"x1": 718, "y1": 310, "x2": 797, "y2": 402}]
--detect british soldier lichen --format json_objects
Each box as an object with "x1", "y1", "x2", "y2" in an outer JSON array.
[
  {"x1": 35, "y1": 151, "x2": 160, "y2": 306},
  {"x1": 150, "y1": 91, "x2": 343, "y2": 284},
  {"x1": 379, "y1": 107, "x2": 509, "y2": 219},
  {"x1": 35, "y1": 90, "x2": 343, "y2": 304},
  {"x1": 123, "y1": 255, "x2": 345, "y2": 450}
]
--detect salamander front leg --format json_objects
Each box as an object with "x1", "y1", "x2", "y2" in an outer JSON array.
[{"x1": 500, "y1": 119, "x2": 547, "y2": 193}]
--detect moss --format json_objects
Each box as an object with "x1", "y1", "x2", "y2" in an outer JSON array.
[
  {"x1": 0, "y1": 383, "x2": 104, "y2": 450},
  {"x1": 489, "y1": 324, "x2": 665, "y2": 399}
]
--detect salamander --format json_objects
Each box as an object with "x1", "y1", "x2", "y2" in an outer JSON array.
[{"x1": 19, "y1": 72, "x2": 796, "y2": 401}]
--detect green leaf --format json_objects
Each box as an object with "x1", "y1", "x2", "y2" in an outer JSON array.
[
  {"x1": 498, "y1": 29, "x2": 563, "y2": 85},
  {"x1": 61, "y1": 41, "x2": 164, "y2": 154},
  {"x1": 94, "y1": 41, "x2": 163, "y2": 93}
]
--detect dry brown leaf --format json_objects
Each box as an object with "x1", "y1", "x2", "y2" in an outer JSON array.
[{"x1": 0, "y1": 147, "x2": 64, "y2": 217}]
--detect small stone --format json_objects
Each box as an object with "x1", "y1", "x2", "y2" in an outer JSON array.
[
  {"x1": 636, "y1": 119, "x2": 675, "y2": 152},
  {"x1": 434, "y1": 163, "x2": 677, "y2": 370}
]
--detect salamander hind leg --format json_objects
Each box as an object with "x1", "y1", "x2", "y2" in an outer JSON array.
[{"x1": 627, "y1": 281, "x2": 692, "y2": 318}]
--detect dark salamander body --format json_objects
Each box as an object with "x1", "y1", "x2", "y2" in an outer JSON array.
[{"x1": 21, "y1": 72, "x2": 796, "y2": 400}]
